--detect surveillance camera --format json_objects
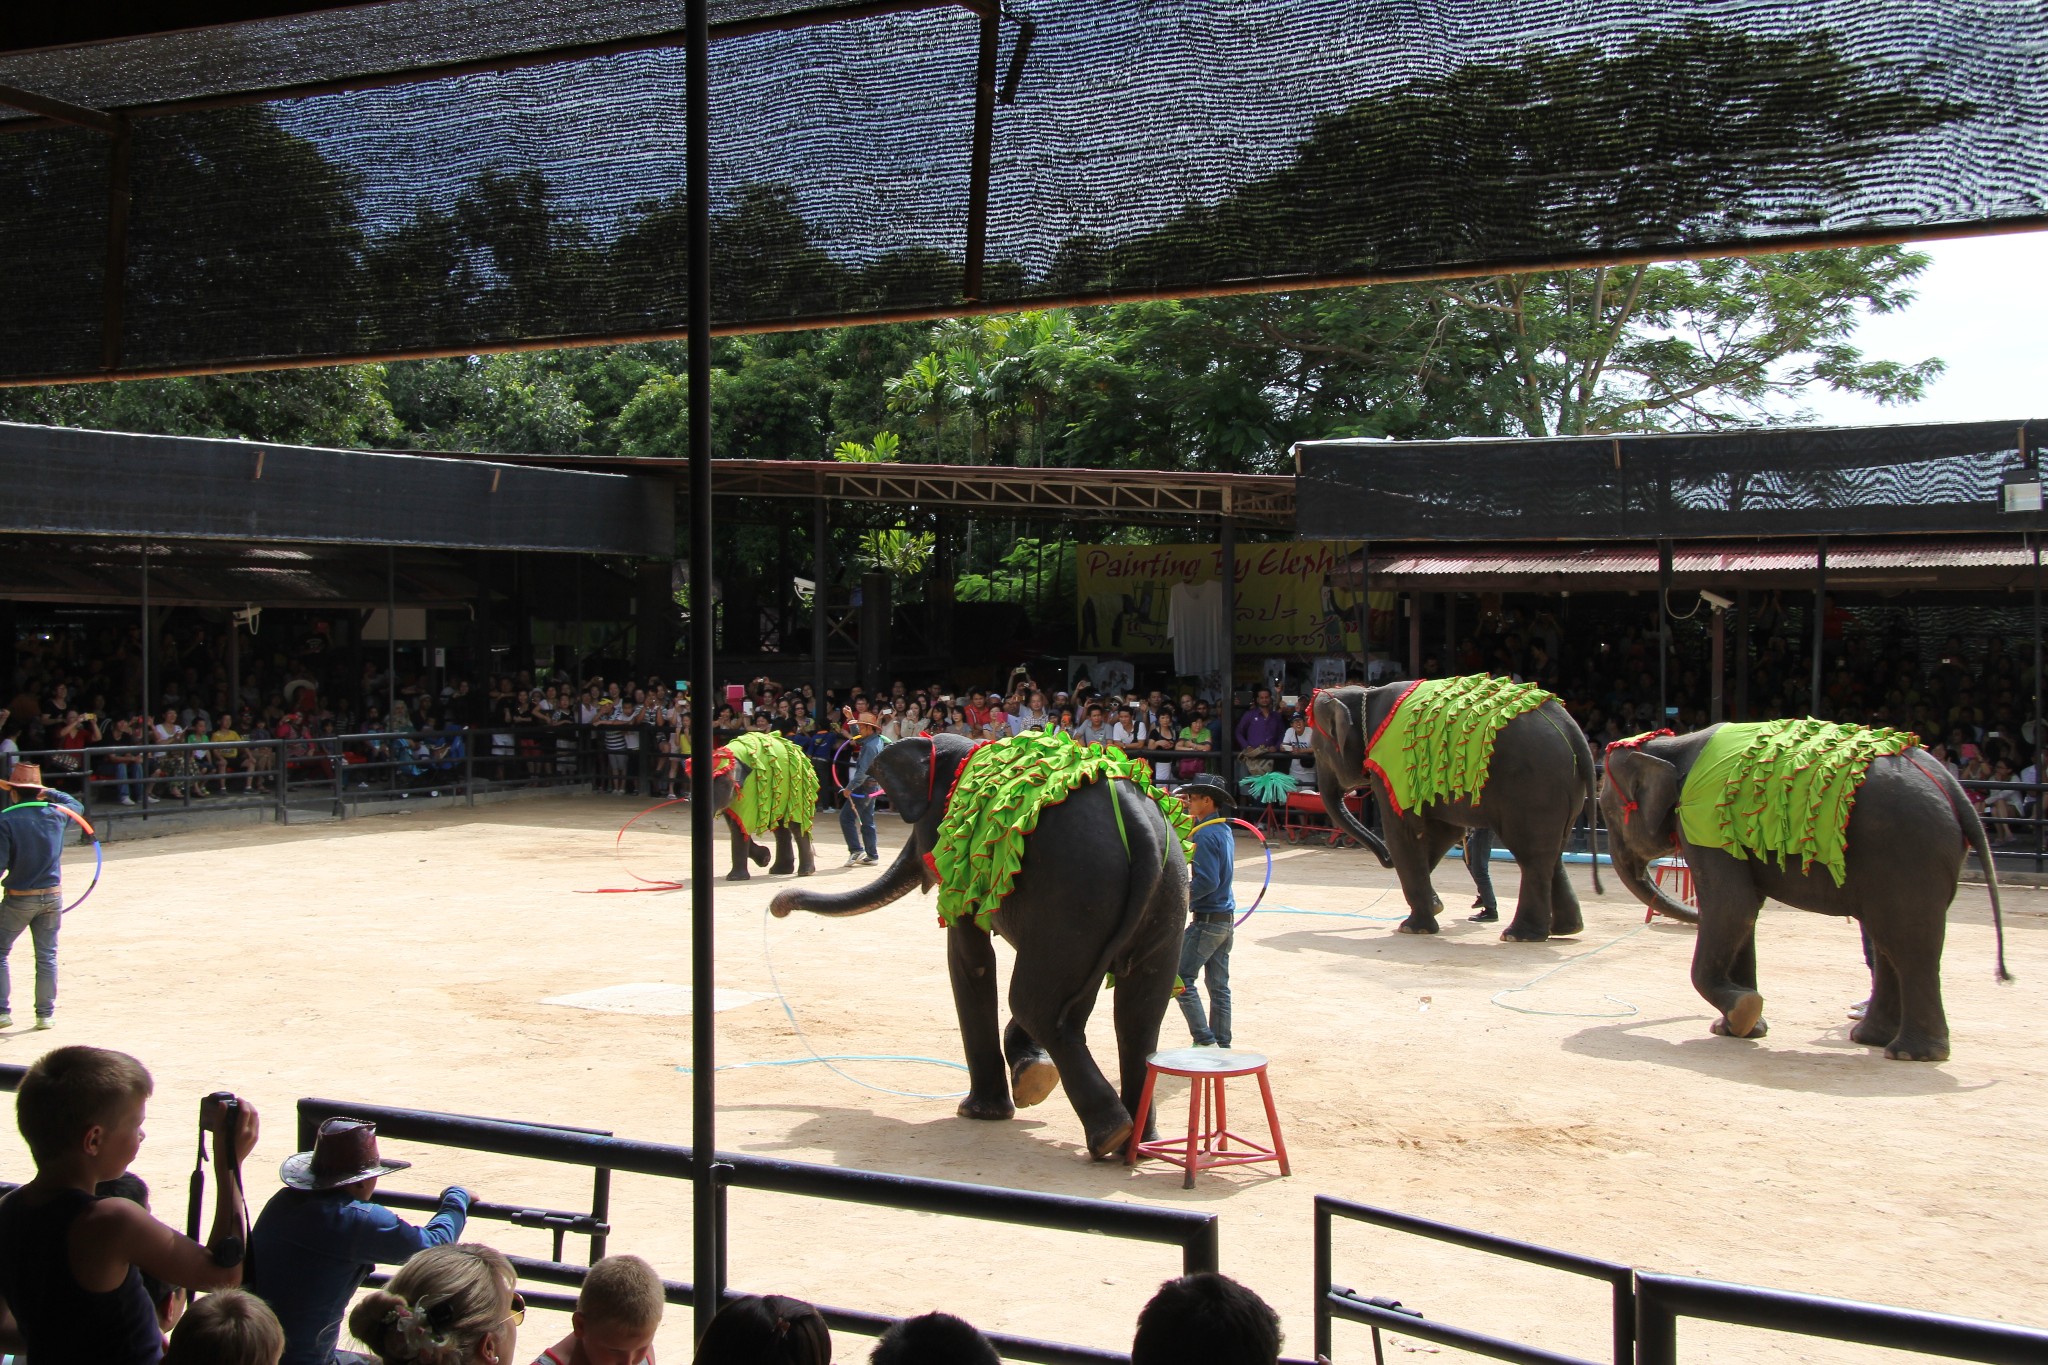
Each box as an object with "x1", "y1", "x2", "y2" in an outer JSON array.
[{"x1": 1700, "y1": 590, "x2": 1733, "y2": 611}]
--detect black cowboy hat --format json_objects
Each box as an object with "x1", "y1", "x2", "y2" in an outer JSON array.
[{"x1": 1174, "y1": 772, "x2": 1236, "y2": 810}]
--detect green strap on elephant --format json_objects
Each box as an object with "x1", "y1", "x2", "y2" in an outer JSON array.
[
  {"x1": 725, "y1": 730, "x2": 820, "y2": 836},
  {"x1": 1364, "y1": 674, "x2": 1555, "y2": 816},
  {"x1": 1678, "y1": 718, "x2": 1917, "y2": 888},
  {"x1": 932, "y1": 729, "x2": 1196, "y2": 931}
]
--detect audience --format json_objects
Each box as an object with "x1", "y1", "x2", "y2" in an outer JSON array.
[
  {"x1": 870, "y1": 1312, "x2": 1001, "y2": 1365},
  {"x1": 530, "y1": 1254, "x2": 663, "y2": 1365},
  {"x1": 348, "y1": 1243, "x2": 521, "y2": 1365},
  {"x1": 690, "y1": 1294, "x2": 830, "y2": 1365},
  {"x1": 164, "y1": 1290, "x2": 287, "y2": 1365},
  {"x1": 1130, "y1": 1273, "x2": 1283, "y2": 1365}
]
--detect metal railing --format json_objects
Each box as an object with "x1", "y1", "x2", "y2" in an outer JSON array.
[
  {"x1": 1957, "y1": 777, "x2": 2046, "y2": 873},
  {"x1": 299, "y1": 1096, "x2": 1219, "y2": 1365},
  {"x1": 1315, "y1": 1196, "x2": 1632, "y2": 1365}
]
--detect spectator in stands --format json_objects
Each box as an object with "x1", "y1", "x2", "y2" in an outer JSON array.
[
  {"x1": 1130, "y1": 1273, "x2": 1282, "y2": 1365},
  {"x1": 0, "y1": 1046, "x2": 260, "y2": 1363},
  {"x1": 1074, "y1": 703, "x2": 1113, "y2": 747},
  {"x1": 529, "y1": 1253, "x2": 663, "y2": 1365},
  {"x1": 348, "y1": 1243, "x2": 521, "y2": 1365},
  {"x1": 691, "y1": 1293, "x2": 829, "y2": 1365},
  {"x1": 869, "y1": 1312, "x2": 999, "y2": 1365},
  {"x1": 97, "y1": 1172, "x2": 188, "y2": 1342},
  {"x1": 1281, "y1": 712, "x2": 1315, "y2": 785},
  {"x1": 248, "y1": 1118, "x2": 473, "y2": 1365},
  {"x1": 1234, "y1": 688, "x2": 1285, "y2": 776},
  {"x1": 164, "y1": 1289, "x2": 286, "y2": 1365}
]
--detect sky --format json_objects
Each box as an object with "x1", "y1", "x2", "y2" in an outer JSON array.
[{"x1": 1795, "y1": 231, "x2": 2048, "y2": 428}]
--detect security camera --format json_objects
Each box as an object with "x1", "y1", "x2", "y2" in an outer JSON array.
[{"x1": 1699, "y1": 590, "x2": 1733, "y2": 612}]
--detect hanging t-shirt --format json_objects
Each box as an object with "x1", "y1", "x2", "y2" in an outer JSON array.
[{"x1": 1168, "y1": 580, "x2": 1228, "y2": 676}]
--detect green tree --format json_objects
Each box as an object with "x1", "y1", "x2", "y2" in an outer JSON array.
[{"x1": 0, "y1": 367, "x2": 399, "y2": 447}]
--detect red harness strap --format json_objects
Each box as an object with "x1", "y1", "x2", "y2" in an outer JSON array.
[{"x1": 1903, "y1": 750, "x2": 1969, "y2": 842}]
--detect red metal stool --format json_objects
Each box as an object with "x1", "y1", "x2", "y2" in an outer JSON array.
[
  {"x1": 1647, "y1": 856, "x2": 1696, "y2": 922},
  {"x1": 1126, "y1": 1048, "x2": 1291, "y2": 1189}
]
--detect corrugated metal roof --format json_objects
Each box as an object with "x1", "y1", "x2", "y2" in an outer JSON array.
[{"x1": 1371, "y1": 539, "x2": 2031, "y2": 578}]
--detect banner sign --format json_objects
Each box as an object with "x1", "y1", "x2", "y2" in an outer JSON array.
[{"x1": 1077, "y1": 542, "x2": 1377, "y2": 656}]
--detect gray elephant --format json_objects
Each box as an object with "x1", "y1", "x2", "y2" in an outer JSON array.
[
  {"x1": 702, "y1": 731, "x2": 819, "y2": 881},
  {"x1": 770, "y1": 730, "x2": 1189, "y2": 1158},
  {"x1": 1309, "y1": 677, "x2": 1601, "y2": 940},
  {"x1": 1601, "y1": 722, "x2": 2010, "y2": 1061}
]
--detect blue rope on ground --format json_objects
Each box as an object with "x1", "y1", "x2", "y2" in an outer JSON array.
[
  {"x1": 1489, "y1": 922, "x2": 1648, "y2": 1018},
  {"x1": 676, "y1": 908, "x2": 970, "y2": 1101}
]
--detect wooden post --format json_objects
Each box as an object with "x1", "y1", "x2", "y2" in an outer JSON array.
[
  {"x1": 1811, "y1": 537, "x2": 1828, "y2": 719},
  {"x1": 1734, "y1": 587, "x2": 1750, "y2": 722}
]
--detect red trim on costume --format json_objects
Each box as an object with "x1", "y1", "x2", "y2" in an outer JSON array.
[
  {"x1": 682, "y1": 748, "x2": 737, "y2": 781},
  {"x1": 937, "y1": 739, "x2": 994, "y2": 809},
  {"x1": 1602, "y1": 729, "x2": 1674, "y2": 760}
]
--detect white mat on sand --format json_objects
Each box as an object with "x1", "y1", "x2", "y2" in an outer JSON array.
[{"x1": 542, "y1": 983, "x2": 771, "y2": 1016}]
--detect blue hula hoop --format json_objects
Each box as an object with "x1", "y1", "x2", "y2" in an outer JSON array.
[
  {"x1": 1192, "y1": 816, "x2": 1273, "y2": 926},
  {"x1": 6, "y1": 800, "x2": 103, "y2": 913}
]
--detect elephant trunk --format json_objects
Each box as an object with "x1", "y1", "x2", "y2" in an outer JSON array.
[
  {"x1": 770, "y1": 838, "x2": 923, "y2": 919},
  {"x1": 1318, "y1": 766, "x2": 1394, "y2": 868},
  {"x1": 1608, "y1": 837, "x2": 1698, "y2": 925}
]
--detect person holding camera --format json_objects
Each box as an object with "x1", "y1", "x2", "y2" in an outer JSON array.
[
  {"x1": 246, "y1": 1118, "x2": 473, "y2": 1365},
  {"x1": 0, "y1": 1045, "x2": 260, "y2": 1365}
]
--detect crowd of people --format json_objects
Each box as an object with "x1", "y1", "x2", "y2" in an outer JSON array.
[{"x1": 0, "y1": 1046, "x2": 1299, "y2": 1365}]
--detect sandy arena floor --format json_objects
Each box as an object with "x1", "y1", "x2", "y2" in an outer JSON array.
[{"x1": 2, "y1": 794, "x2": 2041, "y2": 1363}]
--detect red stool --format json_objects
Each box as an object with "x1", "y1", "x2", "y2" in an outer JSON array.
[
  {"x1": 1647, "y1": 856, "x2": 1696, "y2": 922},
  {"x1": 1126, "y1": 1048, "x2": 1290, "y2": 1189}
]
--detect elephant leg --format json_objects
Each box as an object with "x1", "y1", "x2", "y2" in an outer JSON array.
[
  {"x1": 723, "y1": 813, "x2": 752, "y2": 882},
  {"x1": 1388, "y1": 811, "x2": 1449, "y2": 935},
  {"x1": 1110, "y1": 894, "x2": 1184, "y2": 1143},
  {"x1": 1692, "y1": 883, "x2": 1767, "y2": 1039},
  {"x1": 1003, "y1": 1018, "x2": 1059, "y2": 1108},
  {"x1": 1851, "y1": 939, "x2": 1904, "y2": 1047},
  {"x1": 1870, "y1": 916, "x2": 1951, "y2": 1062},
  {"x1": 1498, "y1": 838, "x2": 1560, "y2": 943},
  {"x1": 769, "y1": 827, "x2": 796, "y2": 875},
  {"x1": 1547, "y1": 861, "x2": 1584, "y2": 938},
  {"x1": 794, "y1": 829, "x2": 816, "y2": 877},
  {"x1": 1007, "y1": 952, "x2": 1129, "y2": 1160},
  {"x1": 946, "y1": 923, "x2": 1014, "y2": 1121}
]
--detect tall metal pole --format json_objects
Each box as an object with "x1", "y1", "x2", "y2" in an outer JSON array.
[
  {"x1": 2032, "y1": 530, "x2": 2042, "y2": 872},
  {"x1": 1811, "y1": 536, "x2": 1827, "y2": 720},
  {"x1": 1734, "y1": 587, "x2": 1750, "y2": 722},
  {"x1": 812, "y1": 497, "x2": 828, "y2": 710},
  {"x1": 387, "y1": 547, "x2": 397, "y2": 722},
  {"x1": 1709, "y1": 605, "x2": 1725, "y2": 724},
  {"x1": 139, "y1": 540, "x2": 150, "y2": 717},
  {"x1": 1218, "y1": 517, "x2": 1235, "y2": 782},
  {"x1": 1657, "y1": 540, "x2": 1671, "y2": 724},
  {"x1": 685, "y1": 0, "x2": 721, "y2": 1335}
]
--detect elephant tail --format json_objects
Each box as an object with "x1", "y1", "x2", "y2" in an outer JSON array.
[
  {"x1": 1578, "y1": 725, "x2": 1604, "y2": 897},
  {"x1": 1062, "y1": 779, "x2": 1177, "y2": 1029},
  {"x1": 1951, "y1": 777, "x2": 2013, "y2": 983}
]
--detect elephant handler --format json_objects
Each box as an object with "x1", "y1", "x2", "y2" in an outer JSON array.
[
  {"x1": 1173, "y1": 773, "x2": 1237, "y2": 1049},
  {"x1": 838, "y1": 707, "x2": 886, "y2": 867},
  {"x1": 0, "y1": 762, "x2": 84, "y2": 1031}
]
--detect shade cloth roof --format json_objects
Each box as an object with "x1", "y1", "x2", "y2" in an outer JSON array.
[
  {"x1": 0, "y1": 534, "x2": 481, "y2": 608},
  {"x1": 1363, "y1": 538, "x2": 2041, "y2": 593},
  {"x1": 2, "y1": 1, "x2": 2043, "y2": 383}
]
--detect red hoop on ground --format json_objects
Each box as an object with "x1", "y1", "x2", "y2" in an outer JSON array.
[{"x1": 577, "y1": 797, "x2": 691, "y2": 893}]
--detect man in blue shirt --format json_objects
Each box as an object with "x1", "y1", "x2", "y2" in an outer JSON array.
[
  {"x1": 0, "y1": 762, "x2": 85, "y2": 1031},
  {"x1": 838, "y1": 709, "x2": 886, "y2": 866},
  {"x1": 246, "y1": 1118, "x2": 473, "y2": 1365},
  {"x1": 1173, "y1": 774, "x2": 1238, "y2": 1049}
]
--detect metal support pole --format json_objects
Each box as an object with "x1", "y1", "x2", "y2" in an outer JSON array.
[
  {"x1": 1734, "y1": 587, "x2": 1750, "y2": 722},
  {"x1": 1356, "y1": 541, "x2": 1371, "y2": 668},
  {"x1": 1710, "y1": 605, "x2": 1725, "y2": 724},
  {"x1": 961, "y1": 9, "x2": 999, "y2": 303},
  {"x1": 387, "y1": 547, "x2": 397, "y2": 723},
  {"x1": 2033, "y1": 531, "x2": 2043, "y2": 873},
  {"x1": 1442, "y1": 590, "x2": 1455, "y2": 664},
  {"x1": 1218, "y1": 517, "x2": 1235, "y2": 782},
  {"x1": 1657, "y1": 540, "x2": 1671, "y2": 725},
  {"x1": 1407, "y1": 593, "x2": 1421, "y2": 680},
  {"x1": 812, "y1": 497, "x2": 828, "y2": 709},
  {"x1": 101, "y1": 115, "x2": 131, "y2": 372},
  {"x1": 139, "y1": 539, "x2": 150, "y2": 716},
  {"x1": 1812, "y1": 536, "x2": 1827, "y2": 720},
  {"x1": 684, "y1": 0, "x2": 722, "y2": 1335}
]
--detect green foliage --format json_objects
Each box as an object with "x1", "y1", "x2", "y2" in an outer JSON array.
[
  {"x1": 0, "y1": 367, "x2": 399, "y2": 448},
  {"x1": 954, "y1": 539, "x2": 1075, "y2": 609},
  {"x1": 855, "y1": 526, "x2": 936, "y2": 580}
]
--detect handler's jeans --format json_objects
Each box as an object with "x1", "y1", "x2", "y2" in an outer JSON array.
[
  {"x1": 0, "y1": 890, "x2": 61, "y2": 1020},
  {"x1": 839, "y1": 793, "x2": 878, "y2": 859},
  {"x1": 1465, "y1": 827, "x2": 1496, "y2": 911},
  {"x1": 1175, "y1": 918, "x2": 1233, "y2": 1047}
]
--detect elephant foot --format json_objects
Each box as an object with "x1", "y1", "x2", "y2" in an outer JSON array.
[
  {"x1": 1500, "y1": 923, "x2": 1550, "y2": 943},
  {"x1": 725, "y1": 868, "x2": 751, "y2": 882},
  {"x1": 1710, "y1": 997, "x2": 1768, "y2": 1040},
  {"x1": 957, "y1": 1094, "x2": 1016, "y2": 1122},
  {"x1": 1550, "y1": 913, "x2": 1584, "y2": 937},
  {"x1": 1395, "y1": 917, "x2": 1440, "y2": 936},
  {"x1": 1883, "y1": 1033, "x2": 1950, "y2": 1063},
  {"x1": 1087, "y1": 1116, "x2": 1136, "y2": 1162},
  {"x1": 749, "y1": 844, "x2": 772, "y2": 867},
  {"x1": 796, "y1": 863, "x2": 816, "y2": 877},
  {"x1": 770, "y1": 860, "x2": 795, "y2": 876},
  {"x1": 1849, "y1": 1018, "x2": 1900, "y2": 1048},
  {"x1": 1011, "y1": 1058, "x2": 1060, "y2": 1108}
]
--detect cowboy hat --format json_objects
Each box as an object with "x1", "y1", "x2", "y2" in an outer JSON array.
[
  {"x1": 0, "y1": 763, "x2": 46, "y2": 792},
  {"x1": 279, "y1": 1118, "x2": 412, "y2": 1190},
  {"x1": 1174, "y1": 772, "x2": 1236, "y2": 810}
]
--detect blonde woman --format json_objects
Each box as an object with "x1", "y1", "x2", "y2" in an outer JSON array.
[{"x1": 349, "y1": 1243, "x2": 522, "y2": 1365}]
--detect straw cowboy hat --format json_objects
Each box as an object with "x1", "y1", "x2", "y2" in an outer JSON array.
[
  {"x1": 848, "y1": 710, "x2": 884, "y2": 734},
  {"x1": 280, "y1": 1118, "x2": 412, "y2": 1190},
  {"x1": 0, "y1": 762, "x2": 46, "y2": 793}
]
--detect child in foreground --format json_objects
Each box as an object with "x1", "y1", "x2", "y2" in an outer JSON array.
[
  {"x1": 532, "y1": 1253, "x2": 664, "y2": 1365},
  {"x1": 0, "y1": 1045, "x2": 260, "y2": 1365}
]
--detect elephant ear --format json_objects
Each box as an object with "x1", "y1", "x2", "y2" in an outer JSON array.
[
  {"x1": 1608, "y1": 747, "x2": 1682, "y2": 851},
  {"x1": 1314, "y1": 687, "x2": 1363, "y2": 764},
  {"x1": 874, "y1": 735, "x2": 938, "y2": 823},
  {"x1": 729, "y1": 759, "x2": 752, "y2": 790}
]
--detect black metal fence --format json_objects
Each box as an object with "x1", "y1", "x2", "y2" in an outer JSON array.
[
  {"x1": 1314, "y1": 1196, "x2": 2048, "y2": 1364},
  {"x1": 297, "y1": 1096, "x2": 1219, "y2": 1365}
]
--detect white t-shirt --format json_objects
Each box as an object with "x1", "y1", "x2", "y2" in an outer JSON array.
[
  {"x1": 1110, "y1": 719, "x2": 1147, "y2": 747},
  {"x1": 1282, "y1": 726, "x2": 1315, "y2": 782}
]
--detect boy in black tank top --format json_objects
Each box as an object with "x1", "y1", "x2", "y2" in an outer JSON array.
[{"x1": 0, "y1": 1046, "x2": 260, "y2": 1364}]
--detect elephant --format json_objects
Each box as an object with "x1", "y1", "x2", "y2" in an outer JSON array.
[
  {"x1": 1601, "y1": 724, "x2": 2010, "y2": 1061},
  {"x1": 1310, "y1": 680, "x2": 1602, "y2": 941},
  {"x1": 769, "y1": 732, "x2": 1189, "y2": 1159},
  {"x1": 701, "y1": 732, "x2": 819, "y2": 881}
]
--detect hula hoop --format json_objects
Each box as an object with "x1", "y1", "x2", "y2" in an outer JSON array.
[
  {"x1": 577, "y1": 797, "x2": 690, "y2": 893},
  {"x1": 832, "y1": 734, "x2": 886, "y2": 798},
  {"x1": 5, "y1": 801, "x2": 102, "y2": 914},
  {"x1": 1191, "y1": 816, "x2": 1273, "y2": 926}
]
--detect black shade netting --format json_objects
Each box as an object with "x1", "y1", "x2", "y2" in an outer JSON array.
[{"x1": 0, "y1": 0, "x2": 2043, "y2": 380}]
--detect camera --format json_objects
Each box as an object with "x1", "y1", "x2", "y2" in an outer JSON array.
[
  {"x1": 1699, "y1": 590, "x2": 1733, "y2": 611},
  {"x1": 199, "y1": 1091, "x2": 241, "y2": 1129}
]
